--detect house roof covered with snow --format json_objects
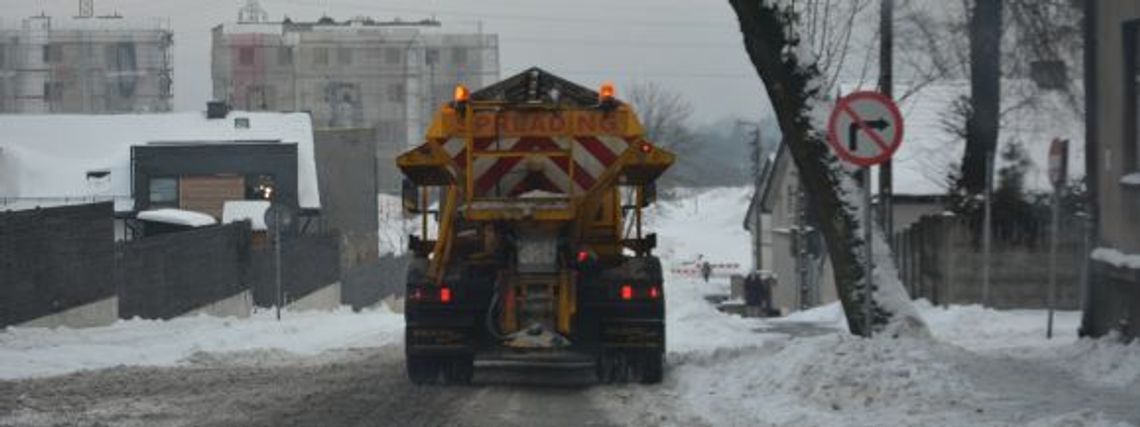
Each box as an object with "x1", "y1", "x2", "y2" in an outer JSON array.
[
  {"x1": 136, "y1": 209, "x2": 218, "y2": 228},
  {"x1": 0, "y1": 111, "x2": 319, "y2": 212}
]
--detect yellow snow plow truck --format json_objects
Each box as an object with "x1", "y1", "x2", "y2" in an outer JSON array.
[{"x1": 396, "y1": 68, "x2": 674, "y2": 385}]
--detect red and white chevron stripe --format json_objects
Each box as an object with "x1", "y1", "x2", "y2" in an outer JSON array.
[{"x1": 436, "y1": 135, "x2": 633, "y2": 197}]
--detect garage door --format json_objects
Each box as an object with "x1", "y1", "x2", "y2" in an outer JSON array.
[{"x1": 179, "y1": 175, "x2": 245, "y2": 219}]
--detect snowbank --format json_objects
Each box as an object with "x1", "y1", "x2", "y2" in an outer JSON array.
[
  {"x1": 656, "y1": 335, "x2": 978, "y2": 427},
  {"x1": 0, "y1": 306, "x2": 404, "y2": 380},
  {"x1": 222, "y1": 200, "x2": 270, "y2": 231},
  {"x1": 1042, "y1": 336, "x2": 1140, "y2": 389},
  {"x1": 1091, "y1": 247, "x2": 1140, "y2": 270}
]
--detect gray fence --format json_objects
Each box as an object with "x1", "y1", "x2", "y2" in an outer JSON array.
[
  {"x1": 0, "y1": 203, "x2": 116, "y2": 326},
  {"x1": 895, "y1": 214, "x2": 1086, "y2": 309},
  {"x1": 249, "y1": 234, "x2": 341, "y2": 308},
  {"x1": 0, "y1": 202, "x2": 351, "y2": 328},
  {"x1": 117, "y1": 222, "x2": 251, "y2": 319}
]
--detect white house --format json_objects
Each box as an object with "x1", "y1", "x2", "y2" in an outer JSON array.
[{"x1": 0, "y1": 108, "x2": 320, "y2": 239}]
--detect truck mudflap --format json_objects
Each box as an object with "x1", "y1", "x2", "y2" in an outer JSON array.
[{"x1": 601, "y1": 319, "x2": 665, "y2": 349}]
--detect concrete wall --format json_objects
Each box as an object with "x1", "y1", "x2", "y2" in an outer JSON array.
[
  {"x1": 184, "y1": 290, "x2": 252, "y2": 319},
  {"x1": 1084, "y1": 1, "x2": 1140, "y2": 339},
  {"x1": 898, "y1": 214, "x2": 1084, "y2": 309},
  {"x1": 314, "y1": 128, "x2": 380, "y2": 269},
  {"x1": 287, "y1": 282, "x2": 341, "y2": 312},
  {"x1": 1093, "y1": 2, "x2": 1140, "y2": 254},
  {"x1": 20, "y1": 297, "x2": 118, "y2": 328},
  {"x1": 341, "y1": 254, "x2": 410, "y2": 310}
]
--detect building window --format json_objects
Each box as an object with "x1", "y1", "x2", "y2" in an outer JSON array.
[
  {"x1": 239, "y1": 46, "x2": 255, "y2": 66},
  {"x1": 234, "y1": 117, "x2": 251, "y2": 129},
  {"x1": 388, "y1": 83, "x2": 405, "y2": 103},
  {"x1": 149, "y1": 177, "x2": 179, "y2": 207},
  {"x1": 277, "y1": 46, "x2": 292, "y2": 66},
  {"x1": 43, "y1": 81, "x2": 63, "y2": 102},
  {"x1": 337, "y1": 47, "x2": 352, "y2": 65},
  {"x1": 425, "y1": 48, "x2": 439, "y2": 66},
  {"x1": 451, "y1": 47, "x2": 467, "y2": 66},
  {"x1": 385, "y1": 47, "x2": 401, "y2": 65},
  {"x1": 378, "y1": 120, "x2": 403, "y2": 144},
  {"x1": 314, "y1": 47, "x2": 329, "y2": 66},
  {"x1": 42, "y1": 45, "x2": 50, "y2": 63},
  {"x1": 0, "y1": 45, "x2": 6, "y2": 68}
]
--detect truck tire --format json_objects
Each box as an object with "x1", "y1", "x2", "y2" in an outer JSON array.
[
  {"x1": 640, "y1": 351, "x2": 664, "y2": 384},
  {"x1": 407, "y1": 356, "x2": 438, "y2": 385},
  {"x1": 443, "y1": 355, "x2": 475, "y2": 385}
]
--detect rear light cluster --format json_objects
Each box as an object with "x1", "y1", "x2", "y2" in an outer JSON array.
[
  {"x1": 618, "y1": 283, "x2": 662, "y2": 301},
  {"x1": 410, "y1": 285, "x2": 453, "y2": 304}
]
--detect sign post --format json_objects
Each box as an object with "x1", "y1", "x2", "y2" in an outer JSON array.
[
  {"x1": 826, "y1": 91, "x2": 905, "y2": 337},
  {"x1": 1046, "y1": 138, "x2": 1069, "y2": 339}
]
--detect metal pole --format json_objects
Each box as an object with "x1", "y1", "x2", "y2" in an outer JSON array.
[
  {"x1": 862, "y1": 167, "x2": 874, "y2": 337},
  {"x1": 982, "y1": 150, "x2": 993, "y2": 306},
  {"x1": 796, "y1": 189, "x2": 807, "y2": 310},
  {"x1": 1047, "y1": 188, "x2": 1060, "y2": 338},
  {"x1": 1078, "y1": 212, "x2": 1091, "y2": 321},
  {"x1": 274, "y1": 206, "x2": 282, "y2": 321},
  {"x1": 878, "y1": 0, "x2": 895, "y2": 243}
]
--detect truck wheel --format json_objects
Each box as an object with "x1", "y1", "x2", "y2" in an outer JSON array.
[
  {"x1": 640, "y1": 351, "x2": 664, "y2": 384},
  {"x1": 407, "y1": 356, "x2": 438, "y2": 385},
  {"x1": 444, "y1": 355, "x2": 475, "y2": 385},
  {"x1": 595, "y1": 352, "x2": 615, "y2": 384}
]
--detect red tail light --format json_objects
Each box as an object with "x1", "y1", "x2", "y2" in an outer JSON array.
[
  {"x1": 649, "y1": 286, "x2": 660, "y2": 299},
  {"x1": 620, "y1": 284, "x2": 633, "y2": 301},
  {"x1": 577, "y1": 250, "x2": 590, "y2": 263},
  {"x1": 439, "y1": 287, "x2": 452, "y2": 304}
]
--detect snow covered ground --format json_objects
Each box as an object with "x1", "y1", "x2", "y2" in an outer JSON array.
[
  {"x1": 0, "y1": 306, "x2": 404, "y2": 380},
  {"x1": 595, "y1": 186, "x2": 1140, "y2": 427},
  {"x1": 1, "y1": 186, "x2": 1138, "y2": 426}
]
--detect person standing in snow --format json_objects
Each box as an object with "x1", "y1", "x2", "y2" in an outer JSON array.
[{"x1": 700, "y1": 261, "x2": 712, "y2": 283}]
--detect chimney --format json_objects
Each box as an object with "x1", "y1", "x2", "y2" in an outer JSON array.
[
  {"x1": 207, "y1": 101, "x2": 231, "y2": 119},
  {"x1": 78, "y1": 0, "x2": 94, "y2": 19}
]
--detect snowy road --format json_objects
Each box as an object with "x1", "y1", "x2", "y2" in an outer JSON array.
[{"x1": 0, "y1": 345, "x2": 616, "y2": 427}]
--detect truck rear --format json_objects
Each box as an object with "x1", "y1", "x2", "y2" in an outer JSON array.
[{"x1": 396, "y1": 68, "x2": 674, "y2": 385}]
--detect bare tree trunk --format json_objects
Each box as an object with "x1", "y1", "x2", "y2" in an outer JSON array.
[
  {"x1": 728, "y1": 0, "x2": 923, "y2": 337},
  {"x1": 961, "y1": 0, "x2": 1002, "y2": 194}
]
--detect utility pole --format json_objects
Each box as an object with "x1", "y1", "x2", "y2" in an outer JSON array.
[
  {"x1": 737, "y1": 120, "x2": 764, "y2": 272},
  {"x1": 878, "y1": 0, "x2": 894, "y2": 242}
]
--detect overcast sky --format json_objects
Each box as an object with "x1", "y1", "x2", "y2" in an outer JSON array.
[{"x1": 8, "y1": 0, "x2": 773, "y2": 124}]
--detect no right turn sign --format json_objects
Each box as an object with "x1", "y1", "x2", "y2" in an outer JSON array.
[{"x1": 826, "y1": 91, "x2": 905, "y2": 167}]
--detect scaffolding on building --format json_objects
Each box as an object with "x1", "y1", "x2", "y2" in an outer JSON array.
[{"x1": 0, "y1": 13, "x2": 173, "y2": 114}]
